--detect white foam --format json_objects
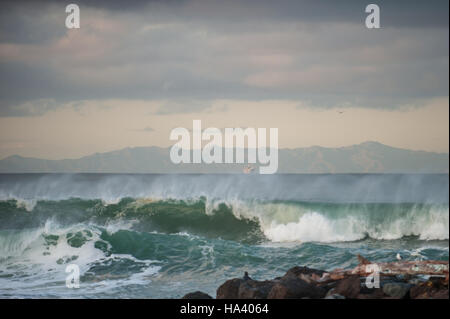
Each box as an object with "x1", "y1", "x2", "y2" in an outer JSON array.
[
  {"x1": 225, "y1": 201, "x2": 450, "y2": 243},
  {"x1": 0, "y1": 220, "x2": 162, "y2": 296},
  {"x1": 263, "y1": 212, "x2": 363, "y2": 242}
]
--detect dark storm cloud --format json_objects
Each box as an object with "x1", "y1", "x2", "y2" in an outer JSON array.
[
  {"x1": 4, "y1": 0, "x2": 444, "y2": 28},
  {"x1": 0, "y1": 0, "x2": 448, "y2": 116}
]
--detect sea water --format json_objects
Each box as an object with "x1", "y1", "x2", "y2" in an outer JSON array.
[{"x1": 0, "y1": 173, "x2": 448, "y2": 298}]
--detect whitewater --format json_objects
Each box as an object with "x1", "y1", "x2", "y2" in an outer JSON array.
[{"x1": 0, "y1": 173, "x2": 448, "y2": 298}]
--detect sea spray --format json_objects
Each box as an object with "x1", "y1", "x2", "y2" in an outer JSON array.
[{"x1": 0, "y1": 173, "x2": 448, "y2": 298}]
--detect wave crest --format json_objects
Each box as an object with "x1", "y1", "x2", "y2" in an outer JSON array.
[{"x1": 0, "y1": 197, "x2": 448, "y2": 243}]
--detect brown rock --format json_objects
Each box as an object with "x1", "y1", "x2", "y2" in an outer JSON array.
[
  {"x1": 216, "y1": 278, "x2": 244, "y2": 299},
  {"x1": 410, "y1": 280, "x2": 449, "y2": 299},
  {"x1": 238, "y1": 280, "x2": 275, "y2": 299},
  {"x1": 182, "y1": 291, "x2": 213, "y2": 299},
  {"x1": 356, "y1": 288, "x2": 386, "y2": 299},
  {"x1": 429, "y1": 289, "x2": 449, "y2": 299},
  {"x1": 267, "y1": 277, "x2": 326, "y2": 299},
  {"x1": 334, "y1": 275, "x2": 361, "y2": 299},
  {"x1": 284, "y1": 266, "x2": 326, "y2": 278},
  {"x1": 410, "y1": 277, "x2": 449, "y2": 299},
  {"x1": 428, "y1": 276, "x2": 448, "y2": 289}
]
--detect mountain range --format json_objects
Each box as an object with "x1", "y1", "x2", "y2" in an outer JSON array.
[{"x1": 0, "y1": 141, "x2": 448, "y2": 173}]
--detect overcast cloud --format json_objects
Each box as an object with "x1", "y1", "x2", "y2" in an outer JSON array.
[{"x1": 0, "y1": 0, "x2": 448, "y2": 116}]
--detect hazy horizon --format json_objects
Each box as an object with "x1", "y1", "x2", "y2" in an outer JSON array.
[{"x1": 1, "y1": 140, "x2": 449, "y2": 162}]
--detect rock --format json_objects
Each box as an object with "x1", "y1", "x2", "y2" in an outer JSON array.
[
  {"x1": 237, "y1": 280, "x2": 275, "y2": 299},
  {"x1": 216, "y1": 278, "x2": 275, "y2": 299},
  {"x1": 428, "y1": 276, "x2": 448, "y2": 289},
  {"x1": 284, "y1": 266, "x2": 325, "y2": 278},
  {"x1": 395, "y1": 274, "x2": 412, "y2": 282},
  {"x1": 216, "y1": 278, "x2": 244, "y2": 299},
  {"x1": 324, "y1": 294, "x2": 346, "y2": 299},
  {"x1": 410, "y1": 286, "x2": 449, "y2": 299},
  {"x1": 359, "y1": 282, "x2": 378, "y2": 295},
  {"x1": 182, "y1": 291, "x2": 213, "y2": 299},
  {"x1": 410, "y1": 279, "x2": 449, "y2": 299},
  {"x1": 215, "y1": 263, "x2": 449, "y2": 299},
  {"x1": 268, "y1": 277, "x2": 326, "y2": 299},
  {"x1": 382, "y1": 283, "x2": 411, "y2": 299},
  {"x1": 334, "y1": 275, "x2": 361, "y2": 299},
  {"x1": 429, "y1": 289, "x2": 449, "y2": 299},
  {"x1": 217, "y1": 271, "x2": 328, "y2": 299},
  {"x1": 356, "y1": 284, "x2": 386, "y2": 299},
  {"x1": 356, "y1": 292, "x2": 385, "y2": 299},
  {"x1": 282, "y1": 266, "x2": 327, "y2": 286},
  {"x1": 358, "y1": 282, "x2": 386, "y2": 299}
]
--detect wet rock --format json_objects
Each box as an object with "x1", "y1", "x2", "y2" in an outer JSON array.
[
  {"x1": 283, "y1": 266, "x2": 325, "y2": 278},
  {"x1": 382, "y1": 283, "x2": 411, "y2": 299},
  {"x1": 428, "y1": 276, "x2": 448, "y2": 289},
  {"x1": 410, "y1": 286, "x2": 449, "y2": 299},
  {"x1": 217, "y1": 278, "x2": 244, "y2": 299},
  {"x1": 334, "y1": 275, "x2": 361, "y2": 299},
  {"x1": 238, "y1": 280, "x2": 275, "y2": 299},
  {"x1": 410, "y1": 278, "x2": 449, "y2": 299},
  {"x1": 358, "y1": 282, "x2": 386, "y2": 299},
  {"x1": 324, "y1": 294, "x2": 346, "y2": 299},
  {"x1": 182, "y1": 291, "x2": 213, "y2": 299},
  {"x1": 267, "y1": 277, "x2": 326, "y2": 299},
  {"x1": 357, "y1": 285, "x2": 386, "y2": 299},
  {"x1": 428, "y1": 289, "x2": 449, "y2": 299},
  {"x1": 215, "y1": 262, "x2": 449, "y2": 299}
]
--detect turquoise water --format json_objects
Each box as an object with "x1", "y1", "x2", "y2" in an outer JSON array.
[{"x1": 0, "y1": 174, "x2": 448, "y2": 298}]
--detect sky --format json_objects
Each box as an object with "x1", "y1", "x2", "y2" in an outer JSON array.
[{"x1": 0, "y1": 0, "x2": 448, "y2": 159}]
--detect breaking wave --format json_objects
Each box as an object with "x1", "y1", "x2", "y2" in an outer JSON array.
[
  {"x1": 0, "y1": 173, "x2": 448, "y2": 298},
  {"x1": 0, "y1": 197, "x2": 448, "y2": 243}
]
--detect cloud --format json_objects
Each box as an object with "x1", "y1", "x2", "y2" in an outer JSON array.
[
  {"x1": 0, "y1": 0, "x2": 448, "y2": 116},
  {"x1": 155, "y1": 99, "x2": 213, "y2": 114},
  {"x1": 133, "y1": 126, "x2": 155, "y2": 132},
  {"x1": 0, "y1": 99, "x2": 58, "y2": 117}
]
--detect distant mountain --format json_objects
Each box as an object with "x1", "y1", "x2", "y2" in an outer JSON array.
[
  {"x1": 279, "y1": 141, "x2": 448, "y2": 173},
  {"x1": 0, "y1": 142, "x2": 448, "y2": 173}
]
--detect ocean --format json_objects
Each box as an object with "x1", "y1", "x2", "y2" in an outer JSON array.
[{"x1": 0, "y1": 173, "x2": 448, "y2": 298}]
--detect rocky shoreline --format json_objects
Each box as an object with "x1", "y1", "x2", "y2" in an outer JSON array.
[{"x1": 182, "y1": 256, "x2": 449, "y2": 299}]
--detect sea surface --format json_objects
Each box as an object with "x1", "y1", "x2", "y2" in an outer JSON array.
[{"x1": 0, "y1": 173, "x2": 448, "y2": 298}]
